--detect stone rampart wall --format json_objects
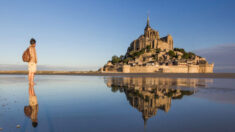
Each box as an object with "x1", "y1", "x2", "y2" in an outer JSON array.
[
  {"x1": 159, "y1": 65, "x2": 189, "y2": 73},
  {"x1": 130, "y1": 66, "x2": 158, "y2": 73},
  {"x1": 121, "y1": 64, "x2": 214, "y2": 73},
  {"x1": 199, "y1": 64, "x2": 214, "y2": 73}
]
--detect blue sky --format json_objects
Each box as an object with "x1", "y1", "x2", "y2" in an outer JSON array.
[{"x1": 0, "y1": 0, "x2": 235, "y2": 70}]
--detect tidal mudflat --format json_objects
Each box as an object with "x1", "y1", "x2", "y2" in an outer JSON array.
[{"x1": 0, "y1": 75, "x2": 235, "y2": 132}]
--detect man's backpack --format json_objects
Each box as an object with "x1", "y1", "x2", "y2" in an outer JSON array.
[{"x1": 22, "y1": 48, "x2": 30, "y2": 62}]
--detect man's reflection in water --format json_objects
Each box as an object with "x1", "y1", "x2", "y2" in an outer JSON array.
[{"x1": 24, "y1": 81, "x2": 38, "y2": 128}]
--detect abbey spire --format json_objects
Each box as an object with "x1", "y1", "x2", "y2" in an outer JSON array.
[
  {"x1": 145, "y1": 15, "x2": 151, "y2": 30},
  {"x1": 147, "y1": 15, "x2": 150, "y2": 27}
]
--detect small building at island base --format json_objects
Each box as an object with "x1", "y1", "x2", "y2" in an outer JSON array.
[{"x1": 107, "y1": 63, "x2": 214, "y2": 73}]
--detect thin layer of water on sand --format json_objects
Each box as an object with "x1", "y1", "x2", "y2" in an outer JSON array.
[{"x1": 0, "y1": 75, "x2": 235, "y2": 132}]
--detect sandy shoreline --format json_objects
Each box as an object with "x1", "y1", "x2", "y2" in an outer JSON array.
[{"x1": 0, "y1": 70, "x2": 235, "y2": 79}]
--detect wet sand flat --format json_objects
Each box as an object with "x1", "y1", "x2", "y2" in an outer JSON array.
[
  {"x1": 1, "y1": 75, "x2": 235, "y2": 132},
  {"x1": 0, "y1": 71, "x2": 235, "y2": 78}
]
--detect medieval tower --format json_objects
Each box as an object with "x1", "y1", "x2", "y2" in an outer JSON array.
[{"x1": 127, "y1": 16, "x2": 173, "y2": 53}]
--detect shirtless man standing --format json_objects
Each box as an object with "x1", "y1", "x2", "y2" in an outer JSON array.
[{"x1": 28, "y1": 38, "x2": 37, "y2": 83}]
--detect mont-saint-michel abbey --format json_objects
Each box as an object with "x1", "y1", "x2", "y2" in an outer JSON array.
[
  {"x1": 128, "y1": 16, "x2": 173, "y2": 53},
  {"x1": 100, "y1": 16, "x2": 214, "y2": 73}
]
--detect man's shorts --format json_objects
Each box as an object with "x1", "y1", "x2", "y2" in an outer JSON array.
[{"x1": 28, "y1": 62, "x2": 37, "y2": 73}]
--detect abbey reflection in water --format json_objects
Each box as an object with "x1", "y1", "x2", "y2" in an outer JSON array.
[{"x1": 104, "y1": 77, "x2": 212, "y2": 123}]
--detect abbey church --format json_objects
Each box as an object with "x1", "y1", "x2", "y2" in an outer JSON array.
[
  {"x1": 127, "y1": 16, "x2": 173, "y2": 52},
  {"x1": 100, "y1": 16, "x2": 214, "y2": 73}
]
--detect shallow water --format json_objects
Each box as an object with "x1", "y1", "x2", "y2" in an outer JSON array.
[{"x1": 0, "y1": 75, "x2": 235, "y2": 132}]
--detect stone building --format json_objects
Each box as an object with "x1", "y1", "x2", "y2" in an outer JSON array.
[
  {"x1": 100, "y1": 16, "x2": 214, "y2": 73},
  {"x1": 127, "y1": 16, "x2": 173, "y2": 53}
]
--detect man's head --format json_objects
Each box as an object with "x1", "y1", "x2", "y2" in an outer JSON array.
[
  {"x1": 30, "y1": 38, "x2": 36, "y2": 46},
  {"x1": 32, "y1": 122, "x2": 38, "y2": 128}
]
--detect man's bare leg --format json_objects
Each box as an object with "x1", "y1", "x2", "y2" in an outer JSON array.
[
  {"x1": 29, "y1": 81, "x2": 35, "y2": 96},
  {"x1": 28, "y1": 72, "x2": 31, "y2": 82},
  {"x1": 30, "y1": 72, "x2": 35, "y2": 85},
  {"x1": 32, "y1": 72, "x2": 35, "y2": 83},
  {"x1": 28, "y1": 72, "x2": 33, "y2": 84}
]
